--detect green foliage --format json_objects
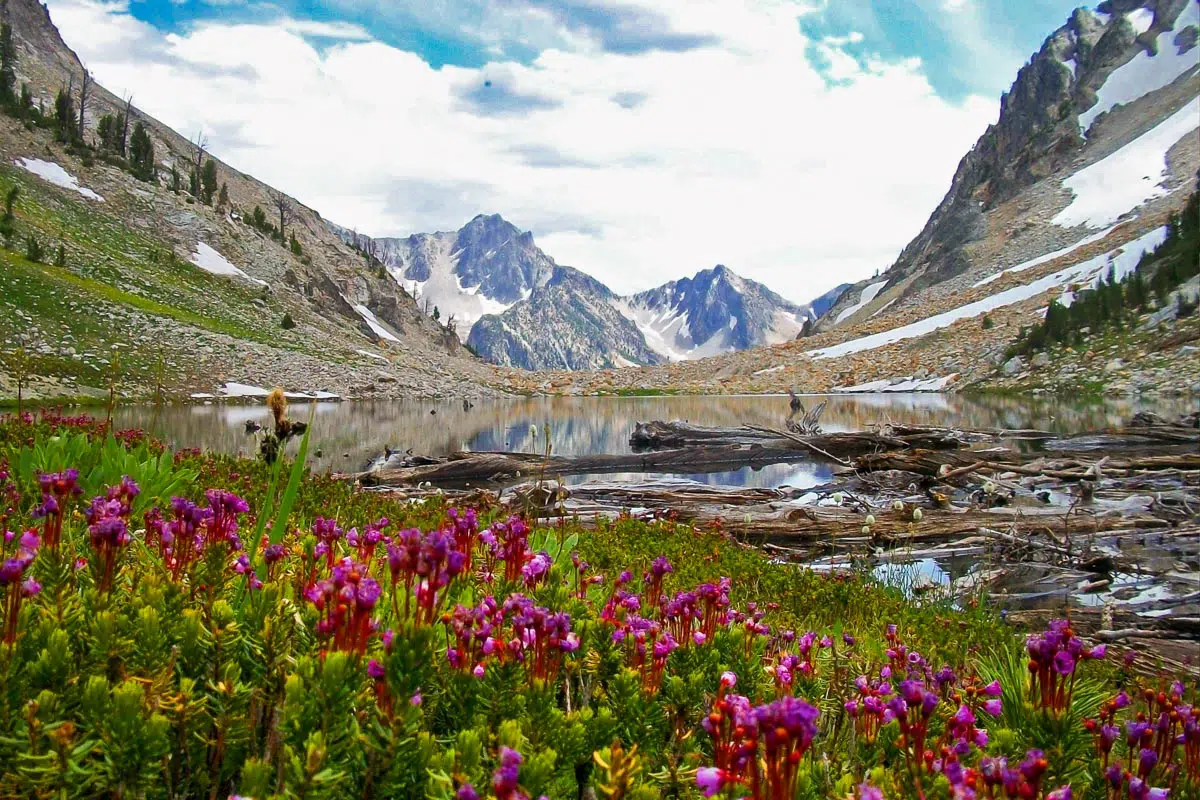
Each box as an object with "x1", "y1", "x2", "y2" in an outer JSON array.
[
  {"x1": 0, "y1": 23, "x2": 16, "y2": 107},
  {"x1": 218, "y1": 181, "x2": 229, "y2": 208},
  {"x1": 281, "y1": 311, "x2": 296, "y2": 329},
  {"x1": 129, "y1": 122, "x2": 155, "y2": 182},
  {"x1": 25, "y1": 232, "x2": 43, "y2": 263},
  {"x1": 200, "y1": 159, "x2": 219, "y2": 205},
  {"x1": 54, "y1": 243, "x2": 65, "y2": 268},
  {"x1": 0, "y1": 184, "x2": 17, "y2": 243},
  {"x1": 290, "y1": 232, "x2": 303, "y2": 256},
  {"x1": 53, "y1": 88, "x2": 76, "y2": 144},
  {"x1": 0, "y1": 415, "x2": 1193, "y2": 800},
  {"x1": 97, "y1": 111, "x2": 127, "y2": 155}
]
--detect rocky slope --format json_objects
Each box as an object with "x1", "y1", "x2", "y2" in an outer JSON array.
[
  {"x1": 467, "y1": 266, "x2": 664, "y2": 370},
  {"x1": 0, "y1": 0, "x2": 501, "y2": 401}
]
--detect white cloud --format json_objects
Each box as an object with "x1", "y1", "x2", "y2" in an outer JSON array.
[{"x1": 47, "y1": 0, "x2": 997, "y2": 302}]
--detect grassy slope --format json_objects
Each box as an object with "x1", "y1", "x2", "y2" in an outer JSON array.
[{"x1": 0, "y1": 161, "x2": 351, "y2": 395}]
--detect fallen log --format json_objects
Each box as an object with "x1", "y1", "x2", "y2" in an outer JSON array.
[
  {"x1": 630, "y1": 420, "x2": 965, "y2": 455},
  {"x1": 362, "y1": 444, "x2": 816, "y2": 487}
]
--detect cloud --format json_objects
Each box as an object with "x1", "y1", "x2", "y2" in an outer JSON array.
[
  {"x1": 514, "y1": 0, "x2": 720, "y2": 54},
  {"x1": 45, "y1": 0, "x2": 1002, "y2": 302},
  {"x1": 279, "y1": 18, "x2": 373, "y2": 41}
]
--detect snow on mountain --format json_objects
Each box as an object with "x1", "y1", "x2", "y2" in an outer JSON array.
[
  {"x1": 808, "y1": 226, "x2": 1169, "y2": 360},
  {"x1": 834, "y1": 279, "x2": 888, "y2": 323},
  {"x1": 1078, "y1": 1, "x2": 1200, "y2": 134},
  {"x1": 332, "y1": 214, "x2": 555, "y2": 341},
  {"x1": 807, "y1": 283, "x2": 852, "y2": 319},
  {"x1": 617, "y1": 265, "x2": 813, "y2": 361},
  {"x1": 468, "y1": 267, "x2": 663, "y2": 370}
]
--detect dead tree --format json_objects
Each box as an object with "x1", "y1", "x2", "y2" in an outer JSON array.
[
  {"x1": 119, "y1": 94, "x2": 133, "y2": 154},
  {"x1": 267, "y1": 187, "x2": 294, "y2": 242},
  {"x1": 77, "y1": 69, "x2": 91, "y2": 140}
]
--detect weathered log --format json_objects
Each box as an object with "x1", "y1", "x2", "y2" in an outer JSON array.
[
  {"x1": 362, "y1": 444, "x2": 818, "y2": 487},
  {"x1": 630, "y1": 420, "x2": 963, "y2": 456}
]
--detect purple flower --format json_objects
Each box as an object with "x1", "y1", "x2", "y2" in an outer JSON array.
[
  {"x1": 1053, "y1": 650, "x2": 1075, "y2": 676},
  {"x1": 721, "y1": 671, "x2": 737, "y2": 688},
  {"x1": 858, "y1": 782, "x2": 883, "y2": 800},
  {"x1": 1047, "y1": 787, "x2": 1072, "y2": 800},
  {"x1": 696, "y1": 767, "x2": 726, "y2": 798},
  {"x1": 983, "y1": 698, "x2": 1002, "y2": 716},
  {"x1": 21, "y1": 578, "x2": 41, "y2": 597},
  {"x1": 456, "y1": 785, "x2": 479, "y2": 800},
  {"x1": 368, "y1": 659, "x2": 385, "y2": 679}
]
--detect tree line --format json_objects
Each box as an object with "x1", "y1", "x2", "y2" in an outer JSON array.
[{"x1": 1007, "y1": 176, "x2": 1200, "y2": 358}]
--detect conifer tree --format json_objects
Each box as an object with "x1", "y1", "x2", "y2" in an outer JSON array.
[
  {"x1": 129, "y1": 121, "x2": 156, "y2": 182},
  {"x1": 0, "y1": 23, "x2": 16, "y2": 107},
  {"x1": 54, "y1": 88, "x2": 75, "y2": 143},
  {"x1": 200, "y1": 159, "x2": 218, "y2": 204}
]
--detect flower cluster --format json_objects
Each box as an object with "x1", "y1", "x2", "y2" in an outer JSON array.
[
  {"x1": 698, "y1": 672, "x2": 821, "y2": 800},
  {"x1": 386, "y1": 526, "x2": 467, "y2": 626},
  {"x1": 304, "y1": 557, "x2": 381, "y2": 654},
  {"x1": 1, "y1": 528, "x2": 40, "y2": 644},
  {"x1": 84, "y1": 477, "x2": 139, "y2": 593},
  {"x1": 1026, "y1": 619, "x2": 1106, "y2": 713},
  {"x1": 32, "y1": 469, "x2": 80, "y2": 550}
]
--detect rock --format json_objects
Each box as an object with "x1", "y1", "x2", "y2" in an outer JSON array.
[
  {"x1": 1104, "y1": 358, "x2": 1125, "y2": 372},
  {"x1": 1031, "y1": 352, "x2": 1051, "y2": 367},
  {"x1": 1001, "y1": 356, "x2": 1025, "y2": 376},
  {"x1": 375, "y1": 373, "x2": 398, "y2": 383}
]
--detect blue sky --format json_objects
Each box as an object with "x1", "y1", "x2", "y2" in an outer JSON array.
[
  {"x1": 53, "y1": 0, "x2": 1091, "y2": 300},
  {"x1": 123, "y1": 0, "x2": 1083, "y2": 99}
]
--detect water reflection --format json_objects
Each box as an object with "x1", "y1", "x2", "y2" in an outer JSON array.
[{"x1": 113, "y1": 393, "x2": 1193, "y2": 489}]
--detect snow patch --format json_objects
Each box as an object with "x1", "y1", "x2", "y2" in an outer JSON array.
[
  {"x1": 1079, "y1": 1, "x2": 1200, "y2": 133},
  {"x1": 870, "y1": 298, "x2": 897, "y2": 318},
  {"x1": 356, "y1": 349, "x2": 390, "y2": 363},
  {"x1": 973, "y1": 226, "x2": 1118, "y2": 287},
  {"x1": 1055, "y1": 97, "x2": 1200, "y2": 229},
  {"x1": 833, "y1": 375, "x2": 958, "y2": 393},
  {"x1": 835, "y1": 279, "x2": 888, "y2": 323},
  {"x1": 14, "y1": 158, "x2": 104, "y2": 201},
  {"x1": 394, "y1": 235, "x2": 517, "y2": 341},
  {"x1": 808, "y1": 227, "x2": 1168, "y2": 360},
  {"x1": 191, "y1": 243, "x2": 267, "y2": 285},
  {"x1": 1126, "y1": 7, "x2": 1155, "y2": 34},
  {"x1": 350, "y1": 302, "x2": 400, "y2": 343},
  {"x1": 1063, "y1": 58, "x2": 1077, "y2": 78},
  {"x1": 191, "y1": 382, "x2": 341, "y2": 401},
  {"x1": 752, "y1": 365, "x2": 785, "y2": 376}
]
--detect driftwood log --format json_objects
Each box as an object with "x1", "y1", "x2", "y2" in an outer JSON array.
[{"x1": 629, "y1": 421, "x2": 965, "y2": 453}]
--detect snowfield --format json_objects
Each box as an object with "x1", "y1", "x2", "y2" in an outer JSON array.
[
  {"x1": 191, "y1": 243, "x2": 266, "y2": 285},
  {"x1": 1053, "y1": 97, "x2": 1200, "y2": 229},
  {"x1": 807, "y1": 226, "x2": 1168, "y2": 360},
  {"x1": 973, "y1": 226, "x2": 1117, "y2": 287},
  {"x1": 190, "y1": 383, "x2": 341, "y2": 400},
  {"x1": 15, "y1": 158, "x2": 104, "y2": 201},
  {"x1": 833, "y1": 375, "x2": 958, "y2": 393},
  {"x1": 835, "y1": 279, "x2": 888, "y2": 323},
  {"x1": 1078, "y1": 1, "x2": 1200, "y2": 134},
  {"x1": 351, "y1": 303, "x2": 401, "y2": 343}
]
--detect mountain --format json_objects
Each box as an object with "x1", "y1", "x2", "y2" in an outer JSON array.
[
  {"x1": 468, "y1": 267, "x2": 664, "y2": 370},
  {"x1": 334, "y1": 216, "x2": 814, "y2": 370},
  {"x1": 822, "y1": 0, "x2": 1200, "y2": 327},
  {"x1": 0, "y1": 0, "x2": 497, "y2": 401},
  {"x1": 496, "y1": 0, "x2": 1200, "y2": 397},
  {"x1": 331, "y1": 214, "x2": 556, "y2": 341},
  {"x1": 806, "y1": 284, "x2": 852, "y2": 320},
  {"x1": 618, "y1": 265, "x2": 814, "y2": 360}
]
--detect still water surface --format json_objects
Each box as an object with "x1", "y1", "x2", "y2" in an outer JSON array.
[{"x1": 113, "y1": 393, "x2": 1194, "y2": 489}]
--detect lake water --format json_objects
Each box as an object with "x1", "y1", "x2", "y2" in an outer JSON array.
[{"x1": 113, "y1": 393, "x2": 1195, "y2": 489}]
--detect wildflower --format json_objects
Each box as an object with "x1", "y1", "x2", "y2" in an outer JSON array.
[
  {"x1": 32, "y1": 469, "x2": 80, "y2": 550},
  {"x1": 858, "y1": 782, "x2": 884, "y2": 800},
  {"x1": 1, "y1": 532, "x2": 39, "y2": 644},
  {"x1": 85, "y1": 482, "x2": 138, "y2": 594},
  {"x1": 456, "y1": 785, "x2": 480, "y2": 800},
  {"x1": 492, "y1": 747, "x2": 525, "y2": 800},
  {"x1": 306, "y1": 558, "x2": 381, "y2": 655},
  {"x1": 696, "y1": 767, "x2": 728, "y2": 798}
]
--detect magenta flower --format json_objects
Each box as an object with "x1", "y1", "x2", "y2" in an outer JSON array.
[{"x1": 696, "y1": 767, "x2": 726, "y2": 798}]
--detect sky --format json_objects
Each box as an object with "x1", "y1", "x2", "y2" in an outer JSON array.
[{"x1": 45, "y1": 0, "x2": 1083, "y2": 302}]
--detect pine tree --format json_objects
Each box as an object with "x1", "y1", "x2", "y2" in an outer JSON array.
[
  {"x1": 129, "y1": 121, "x2": 156, "y2": 182},
  {"x1": 54, "y1": 88, "x2": 76, "y2": 143},
  {"x1": 55, "y1": 243, "x2": 66, "y2": 268},
  {"x1": 25, "y1": 233, "x2": 43, "y2": 263},
  {"x1": 0, "y1": 186, "x2": 18, "y2": 243},
  {"x1": 200, "y1": 159, "x2": 218, "y2": 204},
  {"x1": 0, "y1": 23, "x2": 16, "y2": 107},
  {"x1": 218, "y1": 182, "x2": 229, "y2": 209},
  {"x1": 280, "y1": 312, "x2": 296, "y2": 329},
  {"x1": 97, "y1": 112, "x2": 126, "y2": 154},
  {"x1": 18, "y1": 84, "x2": 32, "y2": 119},
  {"x1": 433, "y1": 306, "x2": 441, "y2": 321}
]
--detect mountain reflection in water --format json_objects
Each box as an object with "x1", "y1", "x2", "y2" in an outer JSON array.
[{"x1": 112, "y1": 393, "x2": 1193, "y2": 489}]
